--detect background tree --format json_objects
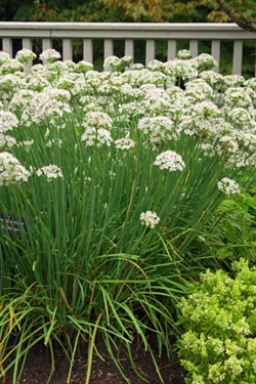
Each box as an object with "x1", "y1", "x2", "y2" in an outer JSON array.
[
  {"x1": 1, "y1": 0, "x2": 255, "y2": 27},
  {"x1": 197, "y1": 0, "x2": 256, "y2": 31}
]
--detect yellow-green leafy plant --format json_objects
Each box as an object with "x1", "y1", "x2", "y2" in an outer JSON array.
[{"x1": 177, "y1": 258, "x2": 256, "y2": 384}]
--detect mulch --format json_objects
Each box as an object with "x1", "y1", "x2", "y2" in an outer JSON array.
[{"x1": 1, "y1": 337, "x2": 186, "y2": 384}]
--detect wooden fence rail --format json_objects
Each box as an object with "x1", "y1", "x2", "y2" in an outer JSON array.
[{"x1": 0, "y1": 22, "x2": 255, "y2": 75}]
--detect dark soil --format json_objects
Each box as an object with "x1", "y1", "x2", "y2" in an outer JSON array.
[{"x1": 1, "y1": 338, "x2": 186, "y2": 384}]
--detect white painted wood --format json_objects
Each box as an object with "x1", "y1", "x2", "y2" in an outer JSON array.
[
  {"x1": 0, "y1": 22, "x2": 254, "y2": 40},
  {"x1": 189, "y1": 40, "x2": 198, "y2": 57},
  {"x1": 21, "y1": 38, "x2": 33, "y2": 72},
  {"x1": 167, "y1": 40, "x2": 176, "y2": 60},
  {"x1": 83, "y1": 39, "x2": 93, "y2": 62},
  {"x1": 42, "y1": 38, "x2": 52, "y2": 51},
  {"x1": 233, "y1": 40, "x2": 243, "y2": 75},
  {"x1": 63, "y1": 38, "x2": 72, "y2": 61},
  {"x1": 22, "y1": 38, "x2": 32, "y2": 50},
  {"x1": 211, "y1": 40, "x2": 220, "y2": 72},
  {"x1": 104, "y1": 39, "x2": 113, "y2": 60},
  {"x1": 125, "y1": 39, "x2": 134, "y2": 59},
  {"x1": 0, "y1": 23, "x2": 255, "y2": 75},
  {"x1": 146, "y1": 39, "x2": 155, "y2": 64},
  {"x1": 2, "y1": 38, "x2": 13, "y2": 57}
]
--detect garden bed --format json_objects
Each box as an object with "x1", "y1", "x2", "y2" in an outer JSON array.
[{"x1": 3, "y1": 339, "x2": 185, "y2": 384}]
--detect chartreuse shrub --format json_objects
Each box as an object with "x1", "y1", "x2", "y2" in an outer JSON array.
[
  {"x1": 211, "y1": 188, "x2": 256, "y2": 265},
  {"x1": 0, "y1": 48, "x2": 256, "y2": 383},
  {"x1": 177, "y1": 258, "x2": 256, "y2": 384}
]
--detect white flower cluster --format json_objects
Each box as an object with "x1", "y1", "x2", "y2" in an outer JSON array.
[
  {"x1": 140, "y1": 210, "x2": 160, "y2": 229},
  {"x1": 9, "y1": 89, "x2": 35, "y2": 113},
  {"x1": 0, "y1": 151, "x2": 31, "y2": 185},
  {"x1": 224, "y1": 87, "x2": 254, "y2": 110},
  {"x1": 119, "y1": 83, "x2": 144, "y2": 99},
  {"x1": 0, "y1": 74, "x2": 25, "y2": 104},
  {"x1": 39, "y1": 49, "x2": 61, "y2": 63},
  {"x1": 0, "y1": 59, "x2": 24, "y2": 75},
  {"x1": 0, "y1": 134, "x2": 17, "y2": 149},
  {"x1": 114, "y1": 137, "x2": 135, "y2": 150},
  {"x1": 26, "y1": 75, "x2": 51, "y2": 92},
  {"x1": 15, "y1": 48, "x2": 37, "y2": 64},
  {"x1": 193, "y1": 53, "x2": 217, "y2": 72},
  {"x1": 104, "y1": 55, "x2": 133, "y2": 72},
  {"x1": 81, "y1": 128, "x2": 113, "y2": 147},
  {"x1": 185, "y1": 79, "x2": 214, "y2": 101},
  {"x1": 104, "y1": 55, "x2": 122, "y2": 71},
  {"x1": 147, "y1": 59, "x2": 165, "y2": 72},
  {"x1": 199, "y1": 70, "x2": 224, "y2": 90},
  {"x1": 176, "y1": 49, "x2": 192, "y2": 60},
  {"x1": 154, "y1": 150, "x2": 186, "y2": 172},
  {"x1": 0, "y1": 110, "x2": 19, "y2": 133},
  {"x1": 75, "y1": 60, "x2": 93, "y2": 73},
  {"x1": 140, "y1": 86, "x2": 172, "y2": 116},
  {"x1": 137, "y1": 116, "x2": 178, "y2": 148},
  {"x1": 179, "y1": 115, "x2": 224, "y2": 139},
  {"x1": 165, "y1": 59, "x2": 198, "y2": 81},
  {"x1": 191, "y1": 101, "x2": 220, "y2": 118},
  {"x1": 36, "y1": 165, "x2": 64, "y2": 181},
  {"x1": 0, "y1": 51, "x2": 11, "y2": 65},
  {"x1": 83, "y1": 111, "x2": 113, "y2": 130},
  {"x1": 20, "y1": 89, "x2": 72, "y2": 127},
  {"x1": 217, "y1": 135, "x2": 239, "y2": 155},
  {"x1": 217, "y1": 177, "x2": 240, "y2": 195},
  {"x1": 228, "y1": 107, "x2": 254, "y2": 130},
  {"x1": 222, "y1": 74, "x2": 245, "y2": 90},
  {"x1": 0, "y1": 48, "x2": 255, "y2": 191}
]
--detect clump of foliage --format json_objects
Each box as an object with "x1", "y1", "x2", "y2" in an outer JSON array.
[
  {"x1": 177, "y1": 258, "x2": 256, "y2": 384},
  {"x1": 212, "y1": 188, "x2": 256, "y2": 265},
  {"x1": 0, "y1": 48, "x2": 255, "y2": 383}
]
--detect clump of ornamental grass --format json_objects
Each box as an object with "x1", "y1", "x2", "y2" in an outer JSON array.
[
  {"x1": 176, "y1": 258, "x2": 256, "y2": 384},
  {"x1": 0, "y1": 48, "x2": 255, "y2": 383}
]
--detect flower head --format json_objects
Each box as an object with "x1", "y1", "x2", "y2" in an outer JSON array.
[
  {"x1": 83, "y1": 111, "x2": 113, "y2": 130},
  {"x1": 121, "y1": 55, "x2": 133, "y2": 68},
  {"x1": 217, "y1": 177, "x2": 240, "y2": 195},
  {"x1": 147, "y1": 59, "x2": 165, "y2": 72},
  {"x1": 36, "y1": 165, "x2": 64, "y2": 181},
  {"x1": 115, "y1": 137, "x2": 135, "y2": 150},
  {"x1": 154, "y1": 150, "x2": 185, "y2": 172},
  {"x1": 193, "y1": 53, "x2": 217, "y2": 72},
  {"x1": 222, "y1": 74, "x2": 245, "y2": 90},
  {"x1": 15, "y1": 48, "x2": 37, "y2": 64},
  {"x1": 0, "y1": 51, "x2": 11, "y2": 65},
  {"x1": 0, "y1": 134, "x2": 17, "y2": 149},
  {"x1": 140, "y1": 211, "x2": 160, "y2": 229},
  {"x1": 138, "y1": 116, "x2": 179, "y2": 148},
  {"x1": 75, "y1": 60, "x2": 93, "y2": 73},
  {"x1": 0, "y1": 111, "x2": 19, "y2": 133},
  {"x1": 0, "y1": 59, "x2": 24, "y2": 75},
  {"x1": 165, "y1": 60, "x2": 198, "y2": 81},
  {"x1": 81, "y1": 128, "x2": 113, "y2": 147},
  {"x1": 0, "y1": 152, "x2": 31, "y2": 185},
  {"x1": 176, "y1": 50, "x2": 192, "y2": 60},
  {"x1": 199, "y1": 71, "x2": 224, "y2": 90},
  {"x1": 39, "y1": 49, "x2": 61, "y2": 63},
  {"x1": 104, "y1": 56, "x2": 122, "y2": 71}
]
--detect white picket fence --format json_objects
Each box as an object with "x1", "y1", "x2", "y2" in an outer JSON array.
[{"x1": 0, "y1": 22, "x2": 256, "y2": 75}]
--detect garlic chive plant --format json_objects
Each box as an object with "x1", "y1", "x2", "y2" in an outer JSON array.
[{"x1": 0, "y1": 47, "x2": 256, "y2": 383}]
